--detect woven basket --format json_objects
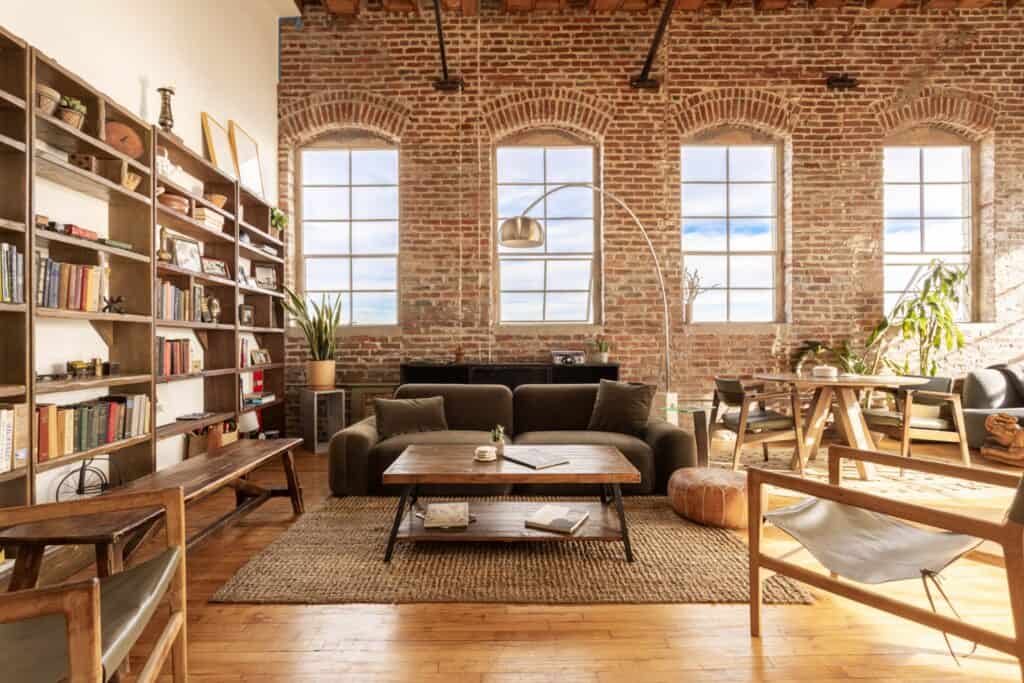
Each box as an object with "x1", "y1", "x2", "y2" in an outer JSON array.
[
  {"x1": 35, "y1": 84, "x2": 60, "y2": 116},
  {"x1": 58, "y1": 106, "x2": 86, "y2": 130}
]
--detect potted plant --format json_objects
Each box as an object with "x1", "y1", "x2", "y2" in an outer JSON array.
[
  {"x1": 490, "y1": 424, "x2": 505, "y2": 457},
  {"x1": 58, "y1": 96, "x2": 87, "y2": 130},
  {"x1": 270, "y1": 207, "x2": 287, "y2": 239},
  {"x1": 682, "y1": 267, "x2": 720, "y2": 324},
  {"x1": 282, "y1": 286, "x2": 342, "y2": 388},
  {"x1": 588, "y1": 335, "x2": 611, "y2": 364}
]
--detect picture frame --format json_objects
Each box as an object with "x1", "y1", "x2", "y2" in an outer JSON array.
[
  {"x1": 171, "y1": 236, "x2": 202, "y2": 272},
  {"x1": 238, "y1": 256, "x2": 252, "y2": 286},
  {"x1": 238, "y1": 304, "x2": 255, "y2": 326},
  {"x1": 201, "y1": 113, "x2": 236, "y2": 180},
  {"x1": 229, "y1": 120, "x2": 265, "y2": 199},
  {"x1": 254, "y1": 263, "x2": 278, "y2": 290},
  {"x1": 250, "y1": 349, "x2": 272, "y2": 366},
  {"x1": 201, "y1": 257, "x2": 231, "y2": 279}
]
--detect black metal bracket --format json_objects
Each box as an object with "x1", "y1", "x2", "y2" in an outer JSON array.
[
  {"x1": 629, "y1": 0, "x2": 679, "y2": 90},
  {"x1": 431, "y1": 0, "x2": 464, "y2": 92}
]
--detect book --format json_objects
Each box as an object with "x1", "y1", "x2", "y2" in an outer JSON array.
[
  {"x1": 423, "y1": 502, "x2": 470, "y2": 529},
  {"x1": 0, "y1": 403, "x2": 28, "y2": 469},
  {"x1": 0, "y1": 409, "x2": 12, "y2": 472},
  {"x1": 501, "y1": 448, "x2": 569, "y2": 470},
  {"x1": 525, "y1": 505, "x2": 589, "y2": 535}
]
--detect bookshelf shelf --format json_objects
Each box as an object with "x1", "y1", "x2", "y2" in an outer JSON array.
[
  {"x1": 203, "y1": 368, "x2": 237, "y2": 378},
  {"x1": 0, "y1": 218, "x2": 25, "y2": 233},
  {"x1": 0, "y1": 132, "x2": 26, "y2": 153},
  {"x1": 240, "y1": 363, "x2": 283, "y2": 373},
  {"x1": 0, "y1": 88, "x2": 25, "y2": 110},
  {"x1": 35, "y1": 112, "x2": 150, "y2": 175},
  {"x1": 156, "y1": 372, "x2": 203, "y2": 384},
  {"x1": 156, "y1": 319, "x2": 234, "y2": 332},
  {"x1": 35, "y1": 228, "x2": 150, "y2": 264},
  {"x1": 239, "y1": 220, "x2": 282, "y2": 248},
  {"x1": 36, "y1": 373, "x2": 152, "y2": 394},
  {"x1": 239, "y1": 283, "x2": 283, "y2": 299},
  {"x1": 240, "y1": 398, "x2": 283, "y2": 414},
  {"x1": 239, "y1": 240, "x2": 283, "y2": 264},
  {"x1": 37, "y1": 308, "x2": 152, "y2": 324},
  {"x1": 0, "y1": 467, "x2": 27, "y2": 484},
  {"x1": 158, "y1": 175, "x2": 235, "y2": 222},
  {"x1": 35, "y1": 433, "x2": 153, "y2": 474},
  {"x1": 239, "y1": 326, "x2": 285, "y2": 334},
  {"x1": 156, "y1": 412, "x2": 235, "y2": 441},
  {"x1": 157, "y1": 262, "x2": 234, "y2": 288},
  {"x1": 157, "y1": 204, "x2": 234, "y2": 244},
  {"x1": 0, "y1": 302, "x2": 26, "y2": 313},
  {"x1": 35, "y1": 153, "x2": 150, "y2": 206},
  {"x1": 0, "y1": 384, "x2": 27, "y2": 398}
]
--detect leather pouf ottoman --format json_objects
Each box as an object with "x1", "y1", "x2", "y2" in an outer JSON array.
[{"x1": 668, "y1": 468, "x2": 748, "y2": 530}]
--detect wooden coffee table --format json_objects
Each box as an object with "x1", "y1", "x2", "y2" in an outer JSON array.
[{"x1": 381, "y1": 444, "x2": 641, "y2": 562}]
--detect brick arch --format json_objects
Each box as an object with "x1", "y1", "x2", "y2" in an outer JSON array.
[
  {"x1": 278, "y1": 90, "x2": 413, "y2": 146},
  {"x1": 481, "y1": 88, "x2": 616, "y2": 142},
  {"x1": 673, "y1": 88, "x2": 799, "y2": 138},
  {"x1": 871, "y1": 88, "x2": 996, "y2": 140}
]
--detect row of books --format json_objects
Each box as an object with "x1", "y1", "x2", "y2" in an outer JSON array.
[
  {"x1": 193, "y1": 207, "x2": 224, "y2": 232},
  {"x1": 157, "y1": 337, "x2": 194, "y2": 377},
  {"x1": 0, "y1": 404, "x2": 29, "y2": 473},
  {"x1": 35, "y1": 394, "x2": 151, "y2": 463},
  {"x1": 0, "y1": 243, "x2": 25, "y2": 304},
  {"x1": 36, "y1": 257, "x2": 109, "y2": 312},
  {"x1": 157, "y1": 280, "x2": 205, "y2": 322}
]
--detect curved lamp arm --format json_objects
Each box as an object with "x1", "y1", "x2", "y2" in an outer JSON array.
[{"x1": 511, "y1": 182, "x2": 671, "y2": 392}]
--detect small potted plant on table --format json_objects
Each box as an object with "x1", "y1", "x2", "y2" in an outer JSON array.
[
  {"x1": 58, "y1": 96, "x2": 87, "y2": 130},
  {"x1": 588, "y1": 335, "x2": 611, "y2": 364},
  {"x1": 282, "y1": 287, "x2": 342, "y2": 389}
]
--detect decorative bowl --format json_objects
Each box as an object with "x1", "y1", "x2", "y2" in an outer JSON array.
[
  {"x1": 104, "y1": 121, "x2": 144, "y2": 159},
  {"x1": 158, "y1": 193, "x2": 189, "y2": 214},
  {"x1": 204, "y1": 193, "x2": 228, "y2": 209}
]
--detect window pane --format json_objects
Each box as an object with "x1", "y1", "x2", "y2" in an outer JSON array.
[
  {"x1": 884, "y1": 264, "x2": 922, "y2": 294},
  {"x1": 303, "y1": 222, "x2": 349, "y2": 255},
  {"x1": 884, "y1": 292, "x2": 902, "y2": 316},
  {"x1": 352, "y1": 257, "x2": 396, "y2": 290},
  {"x1": 729, "y1": 147, "x2": 774, "y2": 182},
  {"x1": 501, "y1": 292, "x2": 543, "y2": 321},
  {"x1": 884, "y1": 185, "x2": 920, "y2": 218},
  {"x1": 352, "y1": 292, "x2": 397, "y2": 324},
  {"x1": 546, "y1": 260, "x2": 590, "y2": 290},
  {"x1": 730, "y1": 255, "x2": 774, "y2": 288},
  {"x1": 545, "y1": 220, "x2": 593, "y2": 254},
  {"x1": 498, "y1": 185, "x2": 544, "y2": 218},
  {"x1": 884, "y1": 148, "x2": 919, "y2": 183},
  {"x1": 682, "y1": 219, "x2": 726, "y2": 252},
  {"x1": 352, "y1": 187, "x2": 398, "y2": 220},
  {"x1": 923, "y1": 184, "x2": 968, "y2": 218},
  {"x1": 685, "y1": 255, "x2": 727, "y2": 290},
  {"x1": 497, "y1": 147, "x2": 543, "y2": 183},
  {"x1": 496, "y1": 220, "x2": 544, "y2": 255},
  {"x1": 302, "y1": 150, "x2": 348, "y2": 185},
  {"x1": 681, "y1": 184, "x2": 726, "y2": 217},
  {"x1": 730, "y1": 290, "x2": 774, "y2": 322},
  {"x1": 351, "y1": 150, "x2": 398, "y2": 185},
  {"x1": 305, "y1": 291, "x2": 349, "y2": 325},
  {"x1": 546, "y1": 148, "x2": 593, "y2": 183},
  {"x1": 729, "y1": 219, "x2": 774, "y2": 251},
  {"x1": 500, "y1": 260, "x2": 544, "y2": 291},
  {"x1": 545, "y1": 292, "x2": 589, "y2": 321},
  {"x1": 546, "y1": 186, "x2": 593, "y2": 218},
  {"x1": 302, "y1": 187, "x2": 348, "y2": 220},
  {"x1": 692, "y1": 288, "x2": 726, "y2": 322},
  {"x1": 305, "y1": 258, "x2": 349, "y2": 290},
  {"x1": 351, "y1": 221, "x2": 398, "y2": 254},
  {"x1": 923, "y1": 147, "x2": 967, "y2": 182},
  {"x1": 682, "y1": 147, "x2": 726, "y2": 182},
  {"x1": 884, "y1": 219, "x2": 921, "y2": 253},
  {"x1": 924, "y1": 219, "x2": 969, "y2": 253},
  {"x1": 729, "y1": 183, "x2": 774, "y2": 216}
]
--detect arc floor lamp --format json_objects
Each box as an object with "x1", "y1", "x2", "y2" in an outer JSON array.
[{"x1": 499, "y1": 182, "x2": 676, "y2": 411}]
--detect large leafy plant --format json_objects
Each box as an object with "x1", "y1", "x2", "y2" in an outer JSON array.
[
  {"x1": 868, "y1": 259, "x2": 967, "y2": 376},
  {"x1": 282, "y1": 287, "x2": 341, "y2": 361}
]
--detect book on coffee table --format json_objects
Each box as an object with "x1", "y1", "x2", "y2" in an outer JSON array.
[
  {"x1": 525, "y1": 505, "x2": 589, "y2": 535},
  {"x1": 423, "y1": 502, "x2": 470, "y2": 529},
  {"x1": 502, "y1": 448, "x2": 569, "y2": 470}
]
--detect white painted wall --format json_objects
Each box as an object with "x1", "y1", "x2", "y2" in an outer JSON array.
[{"x1": 3, "y1": 1, "x2": 296, "y2": 498}]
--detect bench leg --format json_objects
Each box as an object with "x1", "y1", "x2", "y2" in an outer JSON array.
[
  {"x1": 8, "y1": 544, "x2": 44, "y2": 592},
  {"x1": 282, "y1": 449, "x2": 304, "y2": 515},
  {"x1": 612, "y1": 485, "x2": 635, "y2": 563}
]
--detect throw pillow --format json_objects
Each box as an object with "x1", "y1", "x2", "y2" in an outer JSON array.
[
  {"x1": 374, "y1": 396, "x2": 448, "y2": 440},
  {"x1": 587, "y1": 379, "x2": 656, "y2": 436}
]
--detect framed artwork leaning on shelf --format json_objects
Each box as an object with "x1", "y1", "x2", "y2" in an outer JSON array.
[
  {"x1": 201, "y1": 257, "x2": 230, "y2": 279},
  {"x1": 254, "y1": 263, "x2": 278, "y2": 290},
  {"x1": 171, "y1": 236, "x2": 201, "y2": 272}
]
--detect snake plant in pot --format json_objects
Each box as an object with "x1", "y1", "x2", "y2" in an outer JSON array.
[{"x1": 282, "y1": 287, "x2": 342, "y2": 388}]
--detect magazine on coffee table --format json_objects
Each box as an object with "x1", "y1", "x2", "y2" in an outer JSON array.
[{"x1": 502, "y1": 448, "x2": 569, "y2": 470}]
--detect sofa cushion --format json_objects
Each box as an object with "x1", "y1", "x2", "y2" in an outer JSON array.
[
  {"x1": 722, "y1": 410, "x2": 794, "y2": 432},
  {"x1": 369, "y1": 430, "x2": 512, "y2": 495},
  {"x1": 964, "y1": 368, "x2": 1024, "y2": 410},
  {"x1": 512, "y1": 430, "x2": 655, "y2": 494},
  {"x1": 864, "y1": 409, "x2": 953, "y2": 431},
  {"x1": 514, "y1": 384, "x2": 598, "y2": 433},
  {"x1": 587, "y1": 379, "x2": 655, "y2": 436},
  {"x1": 395, "y1": 384, "x2": 513, "y2": 433},
  {"x1": 374, "y1": 396, "x2": 448, "y2": 440}
]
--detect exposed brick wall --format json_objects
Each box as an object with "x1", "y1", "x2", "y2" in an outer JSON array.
[{"x1": 279, "y1": 5, "x2": 1024, "y2": 434}]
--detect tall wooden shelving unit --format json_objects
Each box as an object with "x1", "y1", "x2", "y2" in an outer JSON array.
[{"x1": 0, "y1": 23, "x2": 287, "y2": 542}]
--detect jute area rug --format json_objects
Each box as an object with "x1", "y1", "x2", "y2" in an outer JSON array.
[{"x1": 212, "y1": 496, "x2": 811, "y2": 605}]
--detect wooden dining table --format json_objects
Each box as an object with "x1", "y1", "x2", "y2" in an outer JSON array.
[{"x1": 754, "y1": 373, "x2": 928, "y2": 480}]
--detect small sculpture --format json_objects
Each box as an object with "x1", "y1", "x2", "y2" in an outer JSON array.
[
  {"x1": 157, "y1": 86, "x2": 178, "y2": 138},
  {"x1": 986, "y1": 413, "x2": 1024, "y2": 450},
  {"x1": 102, "y1": 296, "x2": 126, "y2": 314},
  {"x1": 206, "y1": 295, "x2": 222, "y2": 323},
  {"x1": 157, "y1": 226, "x2": 173, "y2": 263}
]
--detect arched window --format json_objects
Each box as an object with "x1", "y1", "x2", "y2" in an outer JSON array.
[
  {"x1": 883, "y1": 127, "x2": 976, "y2": 320},
  {"x1": 494, "y1": 129, "x2": 600, "y2": 324},
  {"x1": 297, "y1": 131, "x2": 399, "y2": 326},
  {"x1": 681, "y1": 128, "x2": 783, "y2": 322}
]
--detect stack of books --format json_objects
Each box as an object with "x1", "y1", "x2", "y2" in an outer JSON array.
[
  {"x1": 0, "y1": 243, "x2": 24, "y2": 304},
  {"x1": 157, "y1": 280, "x2": 204, "y2": 322},
  {"x1": 0, "y1": 403, "x2": 29, "y2": 473},
  {"x1": 193, "y1": 208, "x2": 224, "y2": 232},
  {"x1": 525, "y1": 505, "x2": 589, "y2": 535},
  {"x1": 242, "y1": 392, "x2": 277, "y2": 408},
  {"x1": 157, "y1": 337, "x2": 194, "y2": 377},
  {"x1": 34, "y1": 394, "x2": 151, "y2": 462},
  {"x1": 35, "y1": 257, "x2": 109, "y2": 311}
]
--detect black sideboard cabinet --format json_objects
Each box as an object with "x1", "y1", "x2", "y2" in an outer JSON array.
[{"x1": 400, "y1": 362, "x2": 619, "y2": 390}]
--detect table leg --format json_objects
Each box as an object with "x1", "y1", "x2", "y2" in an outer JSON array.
[
  {"x1": 8, "y1": 545, "x2": 44, "y2": 592},
  {"x1": 834, "y1": 387, "x2": 877, "y2": 481},
  {"x1": 95, "y1": 542, "x2": 124, "y2": 578},
  {"x1": 599, "y1": 484, "x2": 609, "y2": 506},
  {"x1": 384, "y1": 485, "x2": 412, "y2": 563},
  {"x1": 281, "y1": 449, "x2": 305, "y2": 514},
  {"x1": 612, "y1": 484, "x2": 634, "y2": 563},
  {"x1": 692, "y1": 409, "x2": 709, "y2": 467},
  {"x1": 794, "y1": 387, "x2": 833, "y2": 470}
]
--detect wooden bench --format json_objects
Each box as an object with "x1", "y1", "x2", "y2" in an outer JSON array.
[{"x1": 0, "y1": 437, "x2": 304, "y2": 591}]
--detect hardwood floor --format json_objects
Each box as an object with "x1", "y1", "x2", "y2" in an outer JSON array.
[{"x1": 115, "y1": 446, "x2": 1021, "y2": 682}]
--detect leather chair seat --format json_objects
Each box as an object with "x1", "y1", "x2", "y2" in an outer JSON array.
[
  {"x1": 864, "y1": 409, "x2": 952, "y2": 431},
  {"x1": 369, "y1": 430, "x2": 513, "y2": 496},
  {"x1": 1, "y1": 546, "x2": 181, "y2": 683},
  {"x1": 512, "y1": 430, "x2": 655, "y2": 494},
  {"x1": 721, "y1": 410, "x2": 794, "y2": 432}
]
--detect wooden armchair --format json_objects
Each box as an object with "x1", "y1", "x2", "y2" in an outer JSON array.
[
  {"x1": 710, "y1": 377, "x2": 806, "y2": 472},
  {"x1": 749, "y1": 447, "x2": 1024, "y2": 679},
  {"x1": 0, "y1": 487, "x2": 187, "y2": 683}
]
